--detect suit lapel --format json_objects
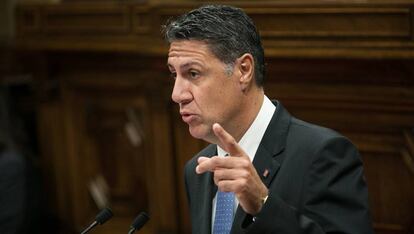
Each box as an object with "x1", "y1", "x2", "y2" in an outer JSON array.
[
  {"x1": 231, "y1": 101, "x2": 292, "y2": 233},
  {"x1": 252, "y1": 101, "x2": 291, "y2": 186}
]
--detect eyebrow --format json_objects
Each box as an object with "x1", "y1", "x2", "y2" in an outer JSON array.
[{"x1": 167, "y1": 61, "x2": 204, "y2": 71}]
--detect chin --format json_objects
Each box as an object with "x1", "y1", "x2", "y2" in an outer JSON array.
[{"x1": 188, "y1": 125, "x2": 212, "y2": 142}]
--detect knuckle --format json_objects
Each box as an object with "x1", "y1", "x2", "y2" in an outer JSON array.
[
  {"x1": 235, "y1": 179, "x2": 247, "y2": 193},
  {"x1": 218, "y1": 181, "x2": 227, "y2": 192},
  {"x1": 217, "y1": 181, "x2": 223, "y2": 189},
  {"x1": 241, "y1": 170, "x2": 249, "y2": 179},
  {"x1": 241, "y1": 178, "x2": 248, "y2": 187},
  {"x1": 214, "y1": 170, "x2": 222, "y2": 178},
  {"x1": 235, "y1": 183, "x2": 245, "y2": 193},
  {"x1": 240, "y1": 159, "x2": 250, "y2": 168},
  {"x1": 214, "y1": 178, "x2": 219, "y2": 185},
  {"x1": 211, "y1": 156, "x2": 220, "y2": 166},
  {"x1": 226, "y1": 138, "x2": 237, "y2": 148}
]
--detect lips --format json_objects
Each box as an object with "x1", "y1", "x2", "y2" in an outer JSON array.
[{"x1": 180, "y1": 111, "x2": 197, "y2": 123}]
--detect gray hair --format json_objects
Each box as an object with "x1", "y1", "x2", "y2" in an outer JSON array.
[{"x1": 163, "y1": 5, "x2": 266, "y2": 86}]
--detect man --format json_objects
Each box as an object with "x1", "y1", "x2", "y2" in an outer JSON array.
[{"x1": 164, "y1": 5, "x2": 373, "y2": 234}]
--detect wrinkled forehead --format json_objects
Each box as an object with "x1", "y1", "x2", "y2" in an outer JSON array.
[
  {"x1": 167, "y1": 40, "x2": 215, "y2": 66},
  {"x1": 168, "y1": 40, "x2": 211, "y2": 56}
]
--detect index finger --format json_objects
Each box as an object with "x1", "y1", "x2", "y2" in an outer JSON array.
[{"x1": 212, "y1": 123, "x2": 245, "y2": 157}]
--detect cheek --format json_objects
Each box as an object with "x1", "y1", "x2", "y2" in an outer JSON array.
[
  {"x1": 194, "y1": 74, "x2": 238, "y2": 117},
  {"x1": 195, "y1": 88, "x2": 218, "y2": 114},
  {"x1": 205, "y1": 85, "x2": 237, "y2": 118}
]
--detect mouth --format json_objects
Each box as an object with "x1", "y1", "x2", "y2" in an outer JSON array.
[{"x1": 180, "y1": 112, "x2": 196, "y2": 123}]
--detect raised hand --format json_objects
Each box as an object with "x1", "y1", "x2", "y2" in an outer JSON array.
[{"x1": 196, "y1": 123, "x2": 268, "y2": 215}]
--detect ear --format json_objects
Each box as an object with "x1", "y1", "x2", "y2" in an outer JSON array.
[{"x1": 237, "y1": 53, "x2": 254, "y2": 91}]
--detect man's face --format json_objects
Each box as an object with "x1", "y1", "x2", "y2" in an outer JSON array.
[{"x1": 168, "y1": 40, "x2": 243, "y2": 143}]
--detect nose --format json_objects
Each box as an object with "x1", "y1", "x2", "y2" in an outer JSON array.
[{"x1": 171, "y1": 76, "x2": 193, "y2": 104}]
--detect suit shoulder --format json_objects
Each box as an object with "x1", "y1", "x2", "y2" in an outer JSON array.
[
  {"x1": 290, "y1": 117, "x2": 343, "y2": 141},
  {"x1": 288, "y1": 117, "x2": 357, "y2": 154}
]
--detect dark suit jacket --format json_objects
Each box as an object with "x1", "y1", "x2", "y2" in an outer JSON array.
[
  {"x1": 184, "y1": 101, "x2": 373, "y2": 234},
  {"x1": 0, "y1": 149, "x2": 25, "y2": 234}
]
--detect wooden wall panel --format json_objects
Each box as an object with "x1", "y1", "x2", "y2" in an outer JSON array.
[
  {"x1": 42, "y1": 5, "x2": 131, "y2": 33},
  {"x1": 132, "y1": 6, "x2": 151, "y2": 34},
  {"x1": 15, "y1": 1, "x2": 414, "y2": 58},
  {"x1": 249, "y1": 7, "x2": 411, "y2": 38},
  {"x1": 53, "y1": 54, "x2": 178, "y2": 234},
  {"x1": 16, "y1": 6, "x2": 41, "y2": 34},
  {"x1": 37, "y1": 100, "x2": 76, "y2": 231}
]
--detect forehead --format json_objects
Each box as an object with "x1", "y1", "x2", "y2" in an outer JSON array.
[{"x1": 168, "y1": 40, "x2": 217, "y2": 66}]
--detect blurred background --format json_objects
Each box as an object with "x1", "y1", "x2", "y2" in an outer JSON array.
[{"x1": 1, "y1": 0, "x2": 414, "y2": 234}]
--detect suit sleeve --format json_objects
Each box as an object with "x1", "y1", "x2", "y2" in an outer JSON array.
[{"x1": 239, "y1": 136, "x2": 373, "y2": 234}]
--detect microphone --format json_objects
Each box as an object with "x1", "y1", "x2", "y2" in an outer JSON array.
[
  {"x1": 128, "y1": 212, "x2": 150, "y2": 234},
  {"x1": 80, "y1": 207, "x2": 113, "y2": 234}
]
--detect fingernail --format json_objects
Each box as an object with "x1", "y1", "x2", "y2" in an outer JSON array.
[{"x1": 213, "y1": 123, "x2": 220, "y2": 130}]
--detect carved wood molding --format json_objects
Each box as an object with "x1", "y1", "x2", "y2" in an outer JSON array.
[{"x1": 15, "y1": 1, "x2": 414, "y2": 58}]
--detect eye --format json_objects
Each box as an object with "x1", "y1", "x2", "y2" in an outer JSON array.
[
  {"x1": 189, "y1": 70, "x2": 200, "y2": 79},
  {"x1": 169, "y1": 72, "x2": 177, "y2": 80}
]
